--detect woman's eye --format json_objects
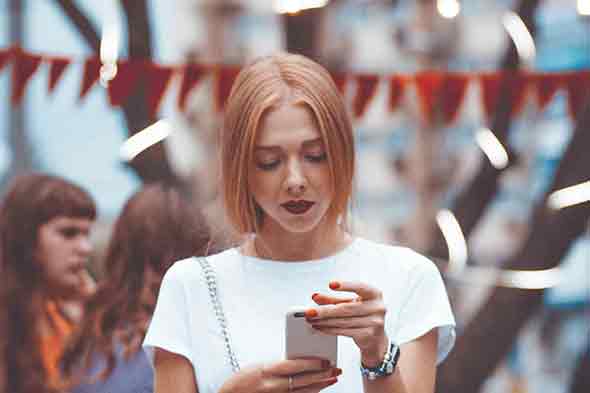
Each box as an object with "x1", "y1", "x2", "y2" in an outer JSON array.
[
  {"x1": 256, "y1": 161, "x2": 280, "y2": 170},
  {"x1": 60, "y1": 228, "x2": 78, "y2": 238},
  {"x1": 305, "y1": 152, "x2": 327, "y2": 163}
]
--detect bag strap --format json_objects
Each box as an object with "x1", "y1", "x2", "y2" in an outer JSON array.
[{"x1": 197, "y1": 257, "x2": 241, "y2": 372}]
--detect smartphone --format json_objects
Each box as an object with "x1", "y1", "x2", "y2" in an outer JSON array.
[{"x1": 285, "y1": 308, "x2": 338, "y2": 367}]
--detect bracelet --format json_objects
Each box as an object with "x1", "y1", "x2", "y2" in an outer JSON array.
[{"x1": 360, "y1": 339, "x2": 401, "y2": 380}]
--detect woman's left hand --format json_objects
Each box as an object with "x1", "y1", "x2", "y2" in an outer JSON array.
[{"x1": 306, "y1": 281, "x2": 389, "y2": 366}]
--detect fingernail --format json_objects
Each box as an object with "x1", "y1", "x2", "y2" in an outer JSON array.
[
  {"x1": 311, "y1": 293, "x2": 319, "y2": 300},
  {"x1": 305, "y1": 309, "x2": 318, "y2": 318},
  {"x1": 332, "y1": 368, "x2": 342, "y2": 377},
  {"x1": 329, "y1": 281, "x2": 340, "y2": 290},
  {"x1": 326, "y1": 377, "x2": 338, "y2": 385},
  {"x1": 322, "y1": 360, "x2": 331, "y2": 368}
]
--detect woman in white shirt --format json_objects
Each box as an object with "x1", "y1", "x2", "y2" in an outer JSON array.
[{"x1": 144, "y1": 53, "x2": 455, "y2": 393}]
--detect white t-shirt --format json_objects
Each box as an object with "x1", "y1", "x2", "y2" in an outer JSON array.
[{"x1": 144, "y1": 237, "x2": 455, "y2": 393}]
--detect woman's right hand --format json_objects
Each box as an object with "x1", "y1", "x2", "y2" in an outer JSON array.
[{"x1": 219, "y1": 358, "x2": 340, "y2": 393}]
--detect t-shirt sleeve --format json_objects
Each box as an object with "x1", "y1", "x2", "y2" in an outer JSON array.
[
  {"x1": 393, "y1": 256, "x2": 456, "y2": 364},
  {"x1": 143, "y1": 264, "x2": 193, "y2": 366}
]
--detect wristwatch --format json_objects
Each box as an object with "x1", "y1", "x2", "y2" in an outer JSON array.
[{"x1": 360, "y1": 339, "x2": 401, "y2": 380}]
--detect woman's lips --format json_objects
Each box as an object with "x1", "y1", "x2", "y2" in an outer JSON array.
[{"x1": 281, "y1": 200, "x2": 315, "y2": 215}]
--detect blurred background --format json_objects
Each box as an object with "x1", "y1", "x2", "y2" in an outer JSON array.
[{"x1": 0, "y1": 0, "x2": 589, "y2": 392}]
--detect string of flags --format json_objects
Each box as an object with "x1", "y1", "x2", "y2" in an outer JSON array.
[{"x1": 2, "y1": 46, "x2": 590, "y2": 124}]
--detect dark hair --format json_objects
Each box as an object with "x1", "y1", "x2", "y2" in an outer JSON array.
[
  {"x1": 0, "y1": 173, "x2": 96, "y2": 393},
  {"x1": 61, "y1": 183, "x2": 211, "y2": 384}
]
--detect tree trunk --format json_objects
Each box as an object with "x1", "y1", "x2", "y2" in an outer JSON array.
[
  {"x1": 283, "y1": 7, "x2": 324, "y2": 61},
  {"x1": 569, "y1": 342, "x2": 590, "y2": 393},
  {"x1": 54, "y1": 0, "x2": 181, "y2": 186},
  {"x1": 2, "y1": 0, "x2": 35, "y2": 191},
  {"x1": 436, "y1": 99, "x2": 590, "y2": 392}
]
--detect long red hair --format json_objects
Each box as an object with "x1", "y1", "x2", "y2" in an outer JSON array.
[{"x1": 61, "y1": 183, "x2": 211, "y2": 384}]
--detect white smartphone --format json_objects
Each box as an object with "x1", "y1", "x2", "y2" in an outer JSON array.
[{"x1": 285, "y1": 308, "x2": 338, "y2": 367}]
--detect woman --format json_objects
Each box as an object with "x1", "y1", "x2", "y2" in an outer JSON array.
[
  {"x1": 144, "y1": 53, "x2": 456, "y2": 393},
  {"x1": 0, "y1": 173, "x2": 97, "y2": 393},
  {"x1": 61, "y1": 183, "x2": 211, "y2": 393}
]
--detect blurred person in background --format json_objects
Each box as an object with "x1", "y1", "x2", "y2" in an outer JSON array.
[
  {"x1": 61, "y1": 183, "x2": 211, "y2": 393},
  {"x1": 0, "y1": 173, "x2": 97, "y2": 393}
]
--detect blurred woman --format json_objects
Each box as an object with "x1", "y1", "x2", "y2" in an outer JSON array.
[
  {"x1": 61, "y1": 183, "x2": 211, "y2": 393},
  {"x1": 0, "y1": 173, "x2": 97, "y2": 393}
]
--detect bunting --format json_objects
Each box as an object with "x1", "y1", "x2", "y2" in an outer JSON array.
[
  {"x1": 0, "y1": 46, "x2": 589, "y2": 124},
  {"x1": 47, "y1": 57, "x2": 71, "y2": 94}
]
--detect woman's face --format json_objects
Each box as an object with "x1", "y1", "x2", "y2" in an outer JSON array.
[
  {"x1": 35, "y1": 216, "x2": 94, "y2": 298},
  {"x1": 249, "y1": 102, "x2": 334, "y2": 236}
]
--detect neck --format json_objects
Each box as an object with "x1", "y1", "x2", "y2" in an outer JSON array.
[{"x1": 252, "y1": 222, "x2": 351, "y2": 261}]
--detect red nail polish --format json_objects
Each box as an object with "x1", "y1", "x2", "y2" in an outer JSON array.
[
  {"x1": 329, "y1": 281, "x2": 340, "y2": 290},
  {"x1": 326, "y1": 377, "x2": 338, "y2": 385},
  {"x1": 332, "y1": 368, "x2": 342, "y2": 377},
  {"x1": 305, "y1": 309, "x2": 318, "y2": 318},
  {"x1": 311, "y1": 293, "x2": 319, "y2": 300}
]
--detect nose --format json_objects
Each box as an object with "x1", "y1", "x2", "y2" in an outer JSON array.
[
  {"x1": 285, "y1": 159, "x2": 307, "y2": 196},
  {"x1": 77, "y1": 236, "x2": 93, "y2": 256}
]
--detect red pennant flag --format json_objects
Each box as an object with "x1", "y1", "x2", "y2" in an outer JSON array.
[
  {"x1": 329, "y1": 71, "x2": 348, "y2": 95},
  {"x1": 145, "y1": 63, "x2": 175, "y2": 117},
  {"x1": 177, "y1": 64, "x2": 207, "y2": 111},
  {"x1": 80, "y1": 57, "x2": 101, "y2": 99},
  {"x1": 439, "y1": 73, "x2": 470, "y2": 126},
  {"x1": 480, "y1": 71, "x2": 528, "y2": 124},
  {"x1": 47, "y1": 57, "x2": 71, "y2": 94},
  {"x1": 11, "y1": 50, "x2": 42, "y2": 105},
  {"x1": 107, "y1": 60, "x2": 144, "y2": 107},
  {"x1": 414, "y1": 71, "x2": 444, "y2": 126},
  {"x1": 0, "y1": 47, "x2": 14, "y2": 73},
  {"x1": 565, "y1": 70, "x2": 590, "y2": 122},
  {"x1": 216, "y1": 65, "x2": 241, "y2": 112},
  {"x1": 532, "y1": 73, "x2": 566, "y2": 111},
  {"x1": 353, "y1": 74, "x2": 379, "y2": 118},
  {"x1": 388, "y1": 75, "x2": 406, "y2": 113}
]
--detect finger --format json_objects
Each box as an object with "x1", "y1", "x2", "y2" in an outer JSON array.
[
  {"x1": 310, "y1": 316, "x2": 383, "y2": 329},
  {"x1": 263, "y1": 358, "x2": 330, "y2": 377},
  {"x1": 293, "y1": 377, "x2": 338, "y2": 392},
  {"x1": 311, "y1": 293, "x2": 357, "y2": 305},
  {"x1": 292, "y1": 368, "x2": 342, "y2": 390},
  {"x1": 329, "y1": 281, "x2": 382, "y2": 300},
  {"x1": 310, "y1": 326, "x2": 374, "y2": 339},
  {"x1": 305, "y1": 299, "x2": 385, "y2": 320}
]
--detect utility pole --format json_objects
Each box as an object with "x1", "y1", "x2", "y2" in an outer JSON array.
[{"x1": 3, "y1": 0, "x2": 34, "y2": 191}]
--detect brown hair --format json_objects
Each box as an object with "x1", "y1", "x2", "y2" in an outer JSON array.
[
  {"x1": 0, "y1": 173, "x2": 96, "y2": 393},
  {"x1": 220, "y1": 53, "x2": 355, "y2": 235},
  {"x1": 61, "y1": 183, "x2": 210, "y2": 384}
]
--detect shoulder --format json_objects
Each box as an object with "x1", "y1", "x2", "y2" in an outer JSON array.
[
  {"x1": 164, "y1": 248, "x2": 239, "y2": 283},
  {"x1": 352, "y1": 237, "x2": 440, "y2": 278}
]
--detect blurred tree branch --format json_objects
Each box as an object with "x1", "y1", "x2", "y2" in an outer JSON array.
[
  {"x1": 569, "y1": 342, "x2": 590, "y2": 393},
  {"x1": 54, "y1": 0, "x2": 183, "y2": 187},
  {"x1": 428, "y1": 0, "x2": 541, "y2": 260},
  {"x1": 436, "y1": 98, "x2": 590, "y2": 392}
]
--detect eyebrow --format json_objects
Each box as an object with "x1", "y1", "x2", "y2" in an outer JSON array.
[{"x1": 254, "y1": 137, "x2": 324, "y2": 151}]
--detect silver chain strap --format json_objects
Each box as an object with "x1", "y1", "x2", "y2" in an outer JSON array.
[{"x1": 197, "y1": 257, "x2": 241, "y2": 372}]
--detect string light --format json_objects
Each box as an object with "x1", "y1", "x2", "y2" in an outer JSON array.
[
  {"x1": 502, "y1": 11, "x2": 536, "y2": 66},
  {"x1": 436, "y1": 209, "x2": 468, "y2": 273},
  {"x1": 99, "y1": 23, "x2": 120, "y2": 87},
  {"x1": 272, "y1": 0, "x2": 329, "y2": 15},
  {"x1": 577, "y1": 0, "x2": 590, "y2": 16},
  {"x1": 475, "y1": 127, "x2": 509, "y2": 170},
  {"x1": 548, "y1": 181, "x2": 590, "y2": 210},
  {"x1": 437, "y1": 0, "x2": 461, "y2": 19},
  {"x1": 120, "y1": 120, "x2": 172, "y2": 162}
]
